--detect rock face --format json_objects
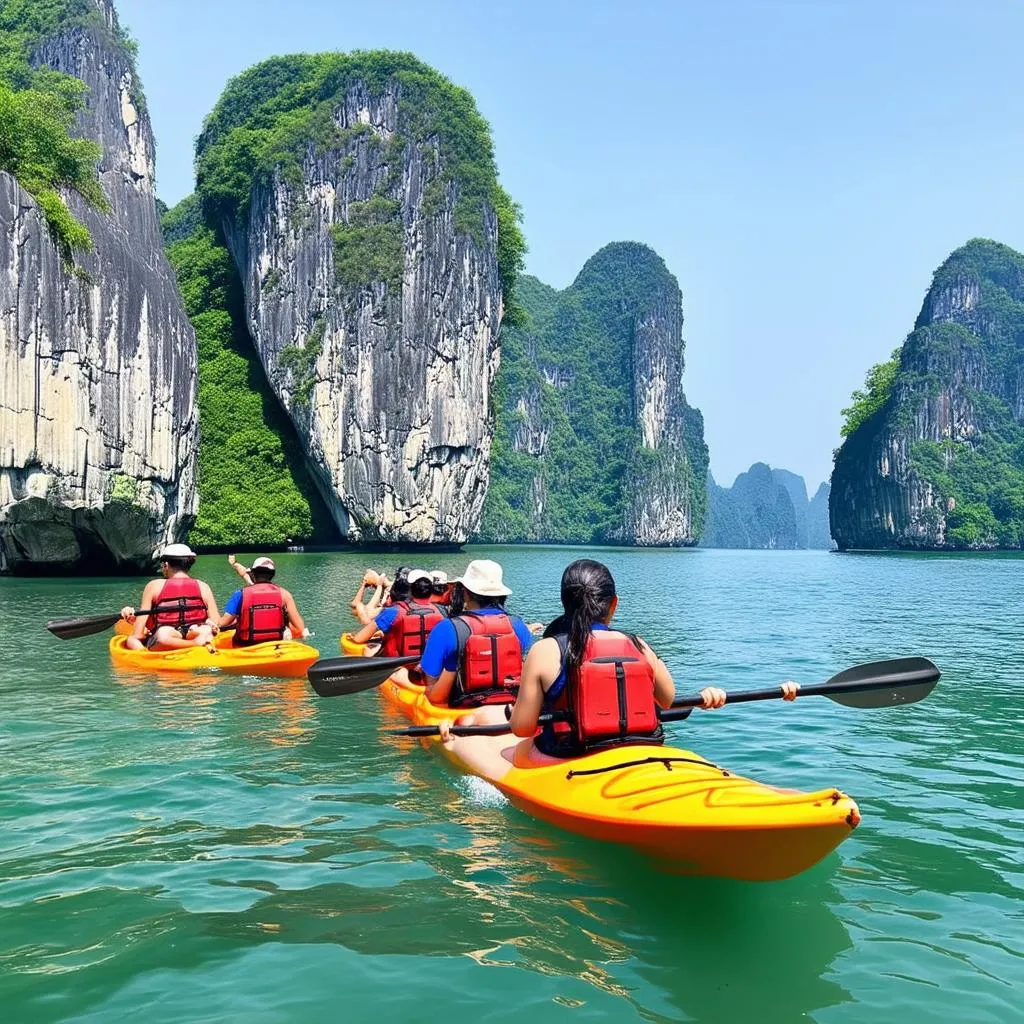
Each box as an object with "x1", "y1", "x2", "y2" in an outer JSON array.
[
  {"x1": 703, "y1": 464, "x2": 832, "y2": 549},
  {"x1": 196, "y1": 56, "x2": 511, "y2": 545},
  {"x1": 0, "y1": 0, "x2": 197, "y2": 573},
  {"x1": 831, "y1": 239, "x2": 1024, "y2": 550},
  {"x1": 480, "y1": 245, "x2": 708, "y2": 545}
]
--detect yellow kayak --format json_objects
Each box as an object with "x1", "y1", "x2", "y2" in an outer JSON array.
[
  {"x1": 379, "y1": 677, "x2": 860, "y2": 881},
  {"x1": 109, "y1": 631, "x2": 319, "y2": 678},
  {"x1": 340, "y1": 632, "x2": 371, "y2": 656}
]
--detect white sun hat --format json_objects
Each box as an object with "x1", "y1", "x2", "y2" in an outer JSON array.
[
  {"x1": 158, "y1": 543, "x2": 196, "y2": 559},
  {"x1": 455, "y1": 559, "x2": 511, "y2": 597}
]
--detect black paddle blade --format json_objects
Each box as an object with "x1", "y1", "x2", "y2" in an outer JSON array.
[
  {"x1": 306, "y1": 654, "x2": 419, "y2": 697},
  {"x1": 816, "y1": 656, "x2": 940, "y2": 708},
  {"x1": 47, "y1": 612, "x2": 124, "y2": 640}
]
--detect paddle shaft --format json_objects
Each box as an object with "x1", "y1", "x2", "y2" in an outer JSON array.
[{"x1": 390, "y1": 659, "x2": 940, "y2": 737}]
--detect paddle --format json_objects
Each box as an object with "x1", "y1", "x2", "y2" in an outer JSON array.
[
  {"x1": 306, "y1": 654, "x2": 421, "y2": 698},
  {"x1": 387, "y1": 656, "x2": 941, "y2": 738},
  {"x1": 47, "y1": 609, "x2": 154, "y2": 640}
]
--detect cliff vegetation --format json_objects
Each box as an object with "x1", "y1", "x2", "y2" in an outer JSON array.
[
  {"x1": 161, "y1": 196, "x2": 335, "y2": 547},
  {"x1": 194, "y1": 50, "x2": 524, "y2": 310},
  {"x1": 0, "y1": 0, "x2": 148, "y2": 262},
  {"x1": 831, "y1": 238, "x2": 1024, "y2": 549},
  {"x1": 481, "y1": 244, "x2": 707, "y2": 545}
]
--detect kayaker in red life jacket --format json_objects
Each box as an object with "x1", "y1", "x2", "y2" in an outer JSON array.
[
  {"x1": 120, "y1": 544, "x2": 220, "y2": 652},
  {"x1": 351, "y1": 570, "x2": 446, "y2": 658},
  {"x1": 418, "y1": 559, "x2": 535, "y2": 707},
  {"x1": 433, "y1": 559, "x2": 792, "y2": 779},
  {"x1": 218, "y1": 557, "x2": 308, "y2": 646},
  {"x1": 499, "y1": 559, "x2": 798, "y2": 767}
]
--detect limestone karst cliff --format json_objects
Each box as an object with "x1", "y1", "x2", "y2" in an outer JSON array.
[
  {"x1": 831, "y1": 239, "x2": 1024, "y2": 550},
  {"x1": 480, "y1": 244, "x2": 708, "y2": 546},
  {"x1": 0, "y1": 0, "x2": 198, "y2": 573},
  {"x1": 190, "y1": 52, "x2": 523, "y2": 545}
]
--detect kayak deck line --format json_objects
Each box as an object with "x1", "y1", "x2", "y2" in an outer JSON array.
[{"x1": 565, "y1": 755, "x2": 727, "y2": 779}]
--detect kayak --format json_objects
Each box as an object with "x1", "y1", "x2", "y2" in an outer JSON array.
[
  {"x1": 379, "y1": 677, "x2": 860, "y2": 881},
  {"x1": 109, "y1": 631, "x2": 319, "y2": 678},
  {"x1": 340, "y1": 632, "x2": 370, "y2": 656}
]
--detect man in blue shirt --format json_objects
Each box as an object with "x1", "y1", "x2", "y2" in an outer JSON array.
[{"x1": 420, "y1": 559, "x2": 534, "y2": 707}]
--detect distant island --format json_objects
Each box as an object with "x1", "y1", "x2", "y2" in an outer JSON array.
[{"x1": 703, "y1": 464, "x2": 832, "y2": 549}]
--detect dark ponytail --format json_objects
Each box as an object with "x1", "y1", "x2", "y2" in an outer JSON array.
[{"x1": 559, "y1": 559, "x2": 616, "y2": 671}]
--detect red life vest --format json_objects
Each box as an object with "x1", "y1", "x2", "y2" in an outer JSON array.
[
  {"x1": 379, "y1": 600, "x2": 445, "y2": 658},
  {"x1": 236, "y1": 582, "x2": 287, "y2": 645},
  {"x1": 147, "y1": 576, "x2": 207, "y2": 633},
  {"x1": 539, "y1": 631, "x2": 663, "y2": 756},
  {"x1": 449, "y1": 612, "x2": 522, "y2": 707}
]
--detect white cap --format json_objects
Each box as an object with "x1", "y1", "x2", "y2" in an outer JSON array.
[
  {"x1": 407, "y1": 569, "x2": 432, "y2": 584},
  {"x1": 455, "y1": 559, "x2": 511, "y2": 597},
  {"x1": 252, "y1": 556, "x2": 276, "y2": 570},
  {"x1": 430, "y1": 570, "x2": 449, "y2": 585},
  {"x1": 158, "y1": 543, "x2": 196, "y2": 559}
]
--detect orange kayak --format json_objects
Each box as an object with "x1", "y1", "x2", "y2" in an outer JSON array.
[
  {"x1": 109, "y1": 631, "x2": 319, "y2": 678},
  {"x1": 379, "y1": 677, "x2": 860, "y2": 881}
]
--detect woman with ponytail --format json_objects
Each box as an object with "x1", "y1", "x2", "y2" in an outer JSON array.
[
  {"x1": 436, "y1": 559, "x2": 730, "y2": 777},
  {"x1": 506, "y1": 558, "x2": 727, "y2": 765}
]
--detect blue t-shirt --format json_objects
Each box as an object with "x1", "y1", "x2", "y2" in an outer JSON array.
[
  {"x1": 224, "y1": 588, "x2": 243, "y2": 617},
  {"x1": 374, "y1": 606, "x2": 399, "y2": 632},
  {"x1": 419, "y1": 608, "x2": 534, "y2": 678}
]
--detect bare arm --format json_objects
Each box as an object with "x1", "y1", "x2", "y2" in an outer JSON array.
[
  {"x1": 352, "y1": 619, "x2": 380, "y2": 645},
  {"x1": 130, "y1": 580, "x2": 160, "y2": 641},
  {"x1": 199, "y1": 581, "x2": 220, "y2": 627},
  {"x1": 424, "y1": 669, "x2": 456, "y2": 706},
  {"x1": 636, "y1": 639, "x2": 676, "y2": 709},
  {"x1": 349, "y1": 583, "x2": 372, "y2": 624},
  {"x1": 283, "y1": 589, "x2": 305, "y2": 635},
  {"x1": 509, "y1": 637, "x2": 560, "y2": 737},
  {"x1": 228, "y1": 555, "x2": 253, "y2": 586}
]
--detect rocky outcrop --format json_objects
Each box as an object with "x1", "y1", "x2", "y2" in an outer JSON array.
[
  {"x1": 807, "y1": 482, "x2": 833, "y2": 549},
  {"x1": 703, "y1": 464, "x2": 832, "y2": 549},
  {"x1": 0, "y1": 0, "x2": 197, "y2": 573},
  {"x1": 703, "y1": 464, "x2": 799, "y2": 549},
  {"x1": 480, "y1": 246, "x2": 708, "y2": 546},
  {"x1": 831, "y1": 239, "x2": 1024, "y2": 550},
  {"x1": 197, "y1": 56, "x2": 511, "y2": 545}
]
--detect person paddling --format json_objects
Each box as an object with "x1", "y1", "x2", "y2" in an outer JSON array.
[
  {"x1": 218, "y1": 557, "x2": 308, "y2": 646},
  {"x1": 121, "y1": 544, "x2": 220, "y2": 651},
  {"x1": 503, "y1": 559, "x2": 799, "y2": 766},
  {"x1": 351, "y1": 570, "x2": 446, "y2": 658},
  {"x1": 419, "y1": 559, "x2": 534, "y2": 707}
]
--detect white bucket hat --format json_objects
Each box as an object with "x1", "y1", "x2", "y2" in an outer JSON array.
[
  {"x1": 456, "y1": 559, "x2": 511, "y2": 597},
  {"x1": 158, "y1": 543, "x2": 196, "y2": 559}
]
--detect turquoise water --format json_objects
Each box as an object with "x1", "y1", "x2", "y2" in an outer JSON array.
[{"x1": 1, "y1": 548, "x2": 1021, "y2": 1022}]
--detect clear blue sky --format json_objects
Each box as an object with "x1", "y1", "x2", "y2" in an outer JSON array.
[{"x1": 118, "y1": 0, "x2": 1024, "y2": 491}]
